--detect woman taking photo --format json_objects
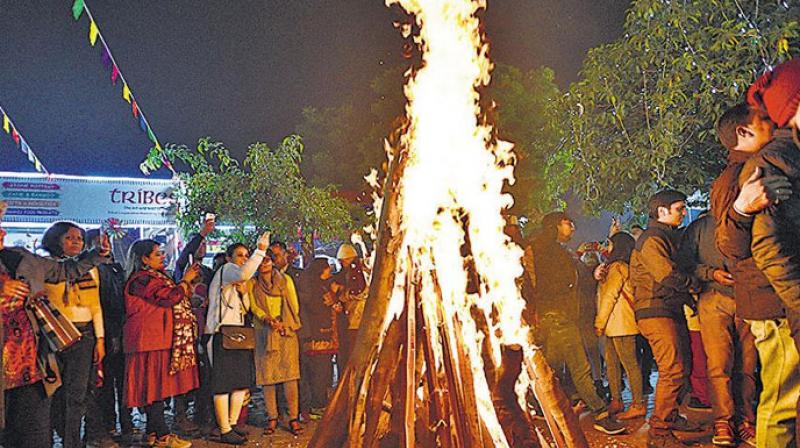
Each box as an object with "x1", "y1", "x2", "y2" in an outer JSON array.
[
  {"x1": 41, "y1": 222, "x2": 107, "y2": 448},
  {"x1": 205, "y1": 232, "x2": 270, "y2": 445},
  {"x1": 124, "y1": 239, "x2": 200, "y2": 448},
  {"x1": 0, "y1": 211, "x2": 110, "y2": 447},
  {"x1": 594, "y1": 231, "x2": 646, "y2": 420},
  {"x1": 249, "y1": 253, "x2": 302, "y2": 436}
]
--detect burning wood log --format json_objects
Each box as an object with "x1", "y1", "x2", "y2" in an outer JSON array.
[{"x1": 310, "y1": 1, "x2": 588, "y2": 446}]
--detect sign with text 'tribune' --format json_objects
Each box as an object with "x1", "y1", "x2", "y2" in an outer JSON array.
[{"x1": 0, "y1": 171, "x2": 178, "y2": 226}]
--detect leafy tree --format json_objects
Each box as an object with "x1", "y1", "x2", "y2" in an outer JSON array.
[
  {"x1": 163, "y1": 136, "x2": 354, "y2": 246},
  {"x1": 298, "y1": 63, "x2": 567, "y2": 221},
  {"x1": 296, "y1": 65, "x2": 407, "y2": 192},
  {"x1": 562, "y1": 0, "x2": 800, "y2": 214},
  {"x1": 486, "y1": 64, "x2": 567, "y2": 221}
]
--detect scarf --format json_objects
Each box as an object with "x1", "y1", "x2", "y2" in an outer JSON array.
[
  {"x1": 251, "y1": 270, "x2": 301, "y2": 351},
  {"x1": 144, "y1": 269, "x2": 197, "y2": 375}
]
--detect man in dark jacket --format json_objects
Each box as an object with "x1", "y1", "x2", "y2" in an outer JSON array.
[
  {"x1": 678, "y1": 212, "x2": 757, "y2": 446},
  {"x1": 531, "y1": 212, "x2": 625, "y2": 436},
  {"x1": 173, "y1": 218, "x2": 216, "y2": 431},
  {"x1": 630, "y1": 190, "x2": 702, "y2": 447},
  {"x1": 83, "y1": 230, "x2": 131, "y2": 447},
  {"x1": 713, "y1": 63, "x2": 800, "y2": 447}
]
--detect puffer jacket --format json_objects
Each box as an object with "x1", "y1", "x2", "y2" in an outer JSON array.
[
  {"x1": 629, "y1": 221, "x2": 699, "y2": 321},
  {"x1": 595, "y1": 261, "x2": 638, "y2": 337},
  {"x1": 740, "y1": 129, "x2": 800, "y2": 316}
]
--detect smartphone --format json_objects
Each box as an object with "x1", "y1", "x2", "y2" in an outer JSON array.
[{"x1": 204, "y1": 213, "x2": 216, "y2": 222}]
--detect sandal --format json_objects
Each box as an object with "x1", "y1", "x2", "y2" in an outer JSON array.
[
  {"x1": 288, "y1": 418, "x2": 304, "y2": 436},
  {"x1": 264, "y1": 418, "x2": 279, "y2": 435}
]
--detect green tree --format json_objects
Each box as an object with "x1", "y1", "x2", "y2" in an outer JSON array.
[
  {"x1": 486, "y1": 64, "x2": 567, "y2": 220},
  {"x1": 562, "y1": 0, "x2": 800, "y2": 214},
  {"x1": 163, "y1": 136, "x2": 354, "y2": 246},
  {"x1": 298, "y1": 63, "x2": 567, "y2": 221}
]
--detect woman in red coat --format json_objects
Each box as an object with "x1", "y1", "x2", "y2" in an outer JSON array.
[{"x1": 124, "y1": 239, "x2": 200, "y2": 448}]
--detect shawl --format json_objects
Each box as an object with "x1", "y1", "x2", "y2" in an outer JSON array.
[
  {"x1": 251, "y1": 270, "x2": 301, "y2": 351},
  {"x1": 145, "y1": 269, "x2": 197, "y2": 374}
]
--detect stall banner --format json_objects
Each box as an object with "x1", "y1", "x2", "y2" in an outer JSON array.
[{"x1": 0, "y1": 172, "x2": 177, "y2": 226}]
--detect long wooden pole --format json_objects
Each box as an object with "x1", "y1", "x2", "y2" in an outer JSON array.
[{"x1": 308, "y1": 145, "x2": 408, "y2": 448}]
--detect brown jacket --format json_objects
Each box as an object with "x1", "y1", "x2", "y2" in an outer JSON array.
[
  {"x1": 739, "y1": 130, "x2": 800, "y2": 316},
  {"x1": 629, "y1": 221, "x2": 699, "y2": 320},
  {"x1": 713, "y1": 160, "x2": 785, "y2": 320}
]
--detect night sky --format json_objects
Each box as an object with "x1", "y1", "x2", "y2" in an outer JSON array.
[{"x1": 1, "y1": 1, "x2": 629, "y2": 178}]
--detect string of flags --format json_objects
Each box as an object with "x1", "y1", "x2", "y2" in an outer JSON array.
[
  {"x1": 0, "y1": 103, "x2": 50, "y2": 174},
  {"x1": 71, "y1": 0, "x2": 174, "y2": 175}
]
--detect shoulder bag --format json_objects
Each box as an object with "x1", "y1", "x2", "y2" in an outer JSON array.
[{"x1": 217, "y1": 266, "x2": 255, "y2": 350}]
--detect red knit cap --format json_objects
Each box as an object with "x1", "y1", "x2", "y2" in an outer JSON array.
[{"x1": 747, "y1": 59, "x2": 800, "y2": 128}]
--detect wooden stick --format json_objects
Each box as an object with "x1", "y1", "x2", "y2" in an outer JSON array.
[
  {"x1": 524, "y1": 349, "x2": 589, "y2": 447},
  {"x1": 308, "y1": 144, "x2": 408, "y2": 448}
]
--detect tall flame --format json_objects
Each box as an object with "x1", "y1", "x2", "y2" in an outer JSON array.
[{"x1": 379, "y1": 0, "x2": 536, "y2": 445}]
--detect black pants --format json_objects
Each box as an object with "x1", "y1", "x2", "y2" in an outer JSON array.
[
  {"x1": 52, "y1": 324, "x2": 94, "y2": 448},
  {"x1": 85, "y1": 345, "x2": 133, "y2": 438},
  {"x1": 301, "y1": 354, "x2": 333, "y2": 410},
  {"x1": 4, "y1": 382, "x2": 52, "y2": 448},
  {"x1": 145, "y1": 400, "x2": 170, "y2": 437}
]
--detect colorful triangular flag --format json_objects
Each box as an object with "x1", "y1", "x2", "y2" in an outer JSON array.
[
  {"x1": 20, "y1": 140, "x2": 30, "y2": 156},
  {"x1": 89, "y1": 20, "x2": 99, "y2": 46},
  {"x1": 11, "y1": 127, "x2": 19, "y2": 145},
  {"x1": 2, "y1": 114, "x2": 9, "y2": 133},
  {"x1": 111, "y1": 65, "x2": 119, "y2": 84},
  {"x1": 26, "y1": 148, "x2": 35, "y2": 163},
  {"x1": 139, "y1": 115, "x2": 147, "y2": 132},
  {"x1": 146, "y1": 126, "x2": 156, "y2": 143},
  {"x1": 122, "y1": 83, "x2": 131, "y2": 103},
  {"x1": 131, "y1": 100, "x2": 139, "y2": 118},
  {"x1": 100, "y1": 45, "x2": 112, "y2": 69},
  {"x1": 72, "y1": 0, "x2": 85, "y2": 20}
]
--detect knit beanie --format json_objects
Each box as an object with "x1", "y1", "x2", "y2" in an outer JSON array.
[
  {"x1": 747, "y1": 59, "x2": 800, "y2": 128},
  {"x1": 336, "y1": 243, "x2": 358, "y2": 260}
]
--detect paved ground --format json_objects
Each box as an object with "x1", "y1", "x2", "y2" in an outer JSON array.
[{"x1": 78, "y1": 373, "x2": 745, "y2": 447}]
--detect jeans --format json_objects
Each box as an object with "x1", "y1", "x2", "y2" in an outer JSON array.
[
  {"x1": 52, "y1": 323, "x2": 95, "y2": 448},
  {"x1": 3, "y1": 382, "x2": 52, "y2": 448},
  {"x1": 697, "y1": 290, "x2": 757, "y2": 424},
  {"x1": 637, "y1": 316, "x2": 690, "y2": 430},
  {"x1": 605, "y1": 335, "x2": 644, "y2": 405},
  {"x1": 688, "y1": 330, "x2": 711, "y2": 405},
  {"x1": 541, "y1": 319, "x2": 606, "y2": 414},
  {"x1": 748, "y1": 318, "x2": 800, "y2": 448}
]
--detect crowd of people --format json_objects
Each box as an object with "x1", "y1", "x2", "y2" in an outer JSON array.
[
  {"x1": 0, "y1": 214, "x2": 369, "y2": 447},
  {"x1": 2, "y1": 59, "x2": 800, "y2": 448},
  {"x1": 520, "y1": 58, "x2": 800, "y2": 447}
]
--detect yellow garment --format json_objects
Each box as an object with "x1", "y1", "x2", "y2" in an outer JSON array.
[
  {"x1": 683, "y1": 303, "x2": 701, "y2": 332},
  {"x1": 249, "y1": 274, "x2": 301, "y2": 330},
  {"x1": 43, "y1": 267, "x2": 104, "y2": 338}
]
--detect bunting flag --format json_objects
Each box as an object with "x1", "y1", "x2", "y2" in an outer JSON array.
[
  {"x1": 0, "y1": 104, "x2": 50, "y2": 174},
  {"x1": 70, "y1": 0, "x2": 173, "y2": 175}
]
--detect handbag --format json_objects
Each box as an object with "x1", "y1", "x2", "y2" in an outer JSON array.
[
  {"x1": 217, "y1": 266, "x2": 255, "y2": 350},
  {"x1": 26, "y1": 292, "x2": 82, "y2": 353}
]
